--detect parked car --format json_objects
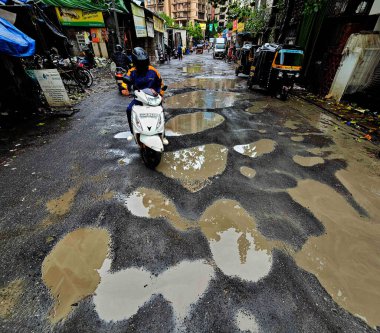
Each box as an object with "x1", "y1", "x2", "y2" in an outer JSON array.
[{"x1": 196, "y1": 44, "x2": 204, "y2": 54}]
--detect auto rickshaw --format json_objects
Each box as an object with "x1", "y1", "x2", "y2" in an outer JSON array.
[
  {"x1": 247, "y1": 43, "x2": 304, "y2": 100},
  {"x1": 235, "y1": 42, "x2": 258, "y2": 76}
]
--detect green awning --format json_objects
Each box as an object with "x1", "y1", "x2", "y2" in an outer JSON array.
[{"x1": 37, "y1": 0, "x2": 128, "y2": 13}]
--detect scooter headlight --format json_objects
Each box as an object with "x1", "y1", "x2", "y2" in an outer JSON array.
[
  {"x1": 295, "y1": 73, "x2": 300, "y2": 78},
  {"x1": 278, "y1": 71, "x2": 283, "y2": 78}
]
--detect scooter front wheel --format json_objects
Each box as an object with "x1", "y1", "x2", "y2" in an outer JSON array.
[{"x1": 141, "y1": 147, "x2": 162, "y2": 169}]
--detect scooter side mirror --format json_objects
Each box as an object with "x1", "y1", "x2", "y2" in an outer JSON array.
[{"x1": 162, "y1": 85, "x2": 168, "y2": 91}]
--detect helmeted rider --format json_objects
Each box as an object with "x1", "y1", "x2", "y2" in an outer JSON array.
[
  {"x1": 123, "y1": 47, "x2": 165, "y2": 133},
  {"x1": 112, "y1": 44, "x2": 131, "y2": 69}
]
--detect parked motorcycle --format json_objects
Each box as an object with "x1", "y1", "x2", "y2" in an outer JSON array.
[
  {"x1": 123, "y1": 77, "x2": 168, "y2": 169},
  {"x1": 157, "y1": 48, "x2": 167, "y2": 64}
]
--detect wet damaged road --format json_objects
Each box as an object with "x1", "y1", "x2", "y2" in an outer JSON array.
[{"x1": 1, "y1": 53, "x2": 380, "y2": 333}]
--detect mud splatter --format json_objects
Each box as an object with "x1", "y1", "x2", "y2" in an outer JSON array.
[
  {"x1": 169, "y1": 78, "x2": 237, "y2": 90},
  {"x1": 94, "y1": 259, "x2": 214, "y2": 324},
  {"x1": 156, "y1": 144, "x2": 228, "y2": 192},
  {"x1": 288, "y1": 180, "x2": 380, "y2": 328},
  {"x1": 293, "y1": 155, "x2": 324, "y2": 167},
  {"x1": 234, "y1": 139, "x2": 277, "y2": 158},
  {"x1": 120, "y1": 187, "x2": 192, "y2": 231},
  {"x1": 240, "y1": 167, "x2": 256, "y2": 179},
  {"x1": 165, "y1": 112, "x2": 224, "y2": 136},
  {"x1": 290, "y1": 136, "x2": 304, "y2": 142},
  {"x1": 42, "y1": 228, "x2": 110, "y2": 323},
  {"x1": 235, "y1": 309, "x2": 260, "y2": 333},
  {"x1": 0, "y1": 279, "x2": 24, "y2": 318},
  {"x1": 46, "y1": 188, "x2": 78, "y2": 216},
  {"x1": 165, "y1": 91, "x2": 241, "y2": 109}
]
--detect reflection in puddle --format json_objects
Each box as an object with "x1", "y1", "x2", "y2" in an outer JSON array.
[
  {"x1": 166, "y1": 112, "x2": 224, "y2": 136},
  {"x1": 288, "y1": 180, "x2": 380, "y2": 328},
  {"x1": 240, "y1": 166, "x2": 256, "y2": 178},
  {"x1": 234, "y1": 139, "x2": 277, "y2": 158},
  {"x1": 156, "y1": 144, "x2": 228, "y2": 192},
  {"x1": 169, "y1": 78, "x2": 237, "y2": 90},
  {"x1": 0, "y1": 279, "x2": 24, "y2": 318},
  {"x1": 165, "y1": 91, "x2": 240, "y2": 109},
  {"x1": 182, "y1": 64, "x2": 203, "y2": 73},
  {"x1": 293, "y1": 155, "x2": 324, "y2": 167},
  {"x1": 114, "y1": 131, "x2": 131, "y2": 139},
  {"x1": 41, "y1": 228, "x2": 110, "y2": 323},
  {"x1": 46, "y1": 188, "x2": 77, "y2": 216},
  {"x1": 235, "y1": 309, "x2": 260, "y2": 333},
  {"x1": 94, "y1": 259, "x2": 214, "y2": 324},
  {"x1": 121, "y1": 187, "x2": 283, "y2": 282},
  {"x1": 290, "y1": 136, "x2": 304, "y2": 142},
  {"x1": 199, "y1": 200, "x2": 279, "y2": 282},
  {"x1": 120, "y1": 187, "x2": 191, "y2": 231}
]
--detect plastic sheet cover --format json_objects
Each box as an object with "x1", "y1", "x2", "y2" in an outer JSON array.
[
  {"x1": 37, "y1": 0, "x2": 128, "y2": 13},
  {"x1": 0, "y1": 17, "x2": 35, "y2": 57}
]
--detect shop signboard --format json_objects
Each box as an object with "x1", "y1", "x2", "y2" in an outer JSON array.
[
  {"x1": 55, "y1": 8, "x2": 105, "y2": 27},
  {"x1": 199, "y1": 23, "x2": 206, "y2": 31},
  {"x1": 33, "y1": 69, "x2": 71, "y2": 107},
  {"x1": 153, "y1": 16, "x2": 164, "y2": 32},
  {"x1": 237, "y1": 22, "x2": 245, "y2": 32},
  {"x1": 232, "y1": 20, "x2": 238, "y2": 32},
  {"x1": 147, "y1": 21, "x2": 154, "y2": 38},
  {"x1": 131, "y1": 3, "x2": 147, "y2": 38}
]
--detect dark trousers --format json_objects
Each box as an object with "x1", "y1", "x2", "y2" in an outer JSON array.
[{"x1": 126, "y1": 99, "x2": 142, "y2": 132}]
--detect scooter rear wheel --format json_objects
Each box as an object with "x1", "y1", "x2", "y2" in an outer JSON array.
[{"x1": 141, "y1": 147, "x2": 162, "y2": 169}]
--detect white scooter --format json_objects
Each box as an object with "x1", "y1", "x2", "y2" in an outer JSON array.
[{"x1": 124, "y1": 80, "x2": 168, "y2": 169}]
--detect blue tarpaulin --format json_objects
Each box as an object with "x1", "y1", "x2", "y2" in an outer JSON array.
[{"x1": 0, "y1": 17, "x2": 35, "y2": 57}]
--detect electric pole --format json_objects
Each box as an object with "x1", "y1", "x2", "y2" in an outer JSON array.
[{"x1": 112, "y1": 0, "x2": 122, "y2": 46}]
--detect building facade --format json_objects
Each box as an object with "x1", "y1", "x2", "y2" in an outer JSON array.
[{"x1": 171, "y1": 0, "x2": 208, "y2": 25}]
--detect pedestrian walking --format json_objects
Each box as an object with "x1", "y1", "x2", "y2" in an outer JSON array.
[
  {"x1": 165, "y1": 44, "x2": 171, "y2": 62},
  {"x1": 177, "y1": 45, "x2": 183, "y2": 61}
]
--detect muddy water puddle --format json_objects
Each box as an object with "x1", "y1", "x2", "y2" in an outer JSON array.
[
  {"x1": 235, "y1": 310, "x2": 260, "y2": 332},
  {"x1": 165, "y1": 91, "x2": 241, "y2": 109},
  {"x1": 42, "y1": 228, "x2": 110, "y2": 323},
  {"x1": 293, "y1": 155, "x2": 325, "y2": 167},
  {"x1": 165, "y1": 112, "x2": 224, "y2": 136},
  {"x1": 46, "y1": 188, "x2": 77, "y2": 216},
  {"x1": 156, "y1": 144, "x2": 228, "y2": 192},
  {"x1": 123, "y1": 187, "x2": 284, "y2": 282},
  {"x1": 94, "y1": 259, "x2": 214, "y2": 324},
  {"x1": 288, "y1": 179, "x2": 380, "y2": 328},
  {"x1": 0, "y1": 279, "x2": 24, "y2": 318},
  {"x1": 290, "y1": 136, "x2": 304, "y2": 142},
  {"x1": 199, "y1": 200, "x2": 281, "y2": 282},
  {"x1": 240, "y1": 166, "x2": 256, "y2": 178},
  {"x1": 234, "y1": 139, "x2": 277, "y2": 158},
  {"x1": 169, "y1": 78, "x2": 237, "y2": 90},
  {"x1": 120, "y1": 187, "x2": 192, "y2": 231},
  {"x1": 284, "y1": 120, "x2": 300, "y2": 130},
  {"x1": 182, "y1": 64, "x2": 203, "y2": 74}
]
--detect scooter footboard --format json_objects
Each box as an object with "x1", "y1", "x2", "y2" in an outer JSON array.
[{"x1": 139, "y1": 135, "x2": 164, "y2": 152}]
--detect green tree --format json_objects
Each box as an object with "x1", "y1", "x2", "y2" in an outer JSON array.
[
  {"x1": 186, "y1": 22, "x2": 203, "y2": 40},
  {"x1": 158, "y1": 12, "x2": 179, "y2": 28}
]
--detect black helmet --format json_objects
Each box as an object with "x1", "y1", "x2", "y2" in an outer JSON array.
[
  {"x1": 115, "y1": 44, "x2": 123, "y2": 52},
  {"x1": 132, "y1": 47, "x2": 149, "y2": 73}
]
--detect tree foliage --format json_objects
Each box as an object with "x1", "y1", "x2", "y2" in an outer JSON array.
[
  {"x1": 186, "y1": 22, "x2": 203, "y2": 40},
  {"x1": 303, "y1": 0, "x2": 326, "y2": 14},
  {"x1": 227, "y1": 4, "x2": 269, "y2": 35},
  {"x1": 158, "y1": 12, "x2": 179, "y2": 28}
]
